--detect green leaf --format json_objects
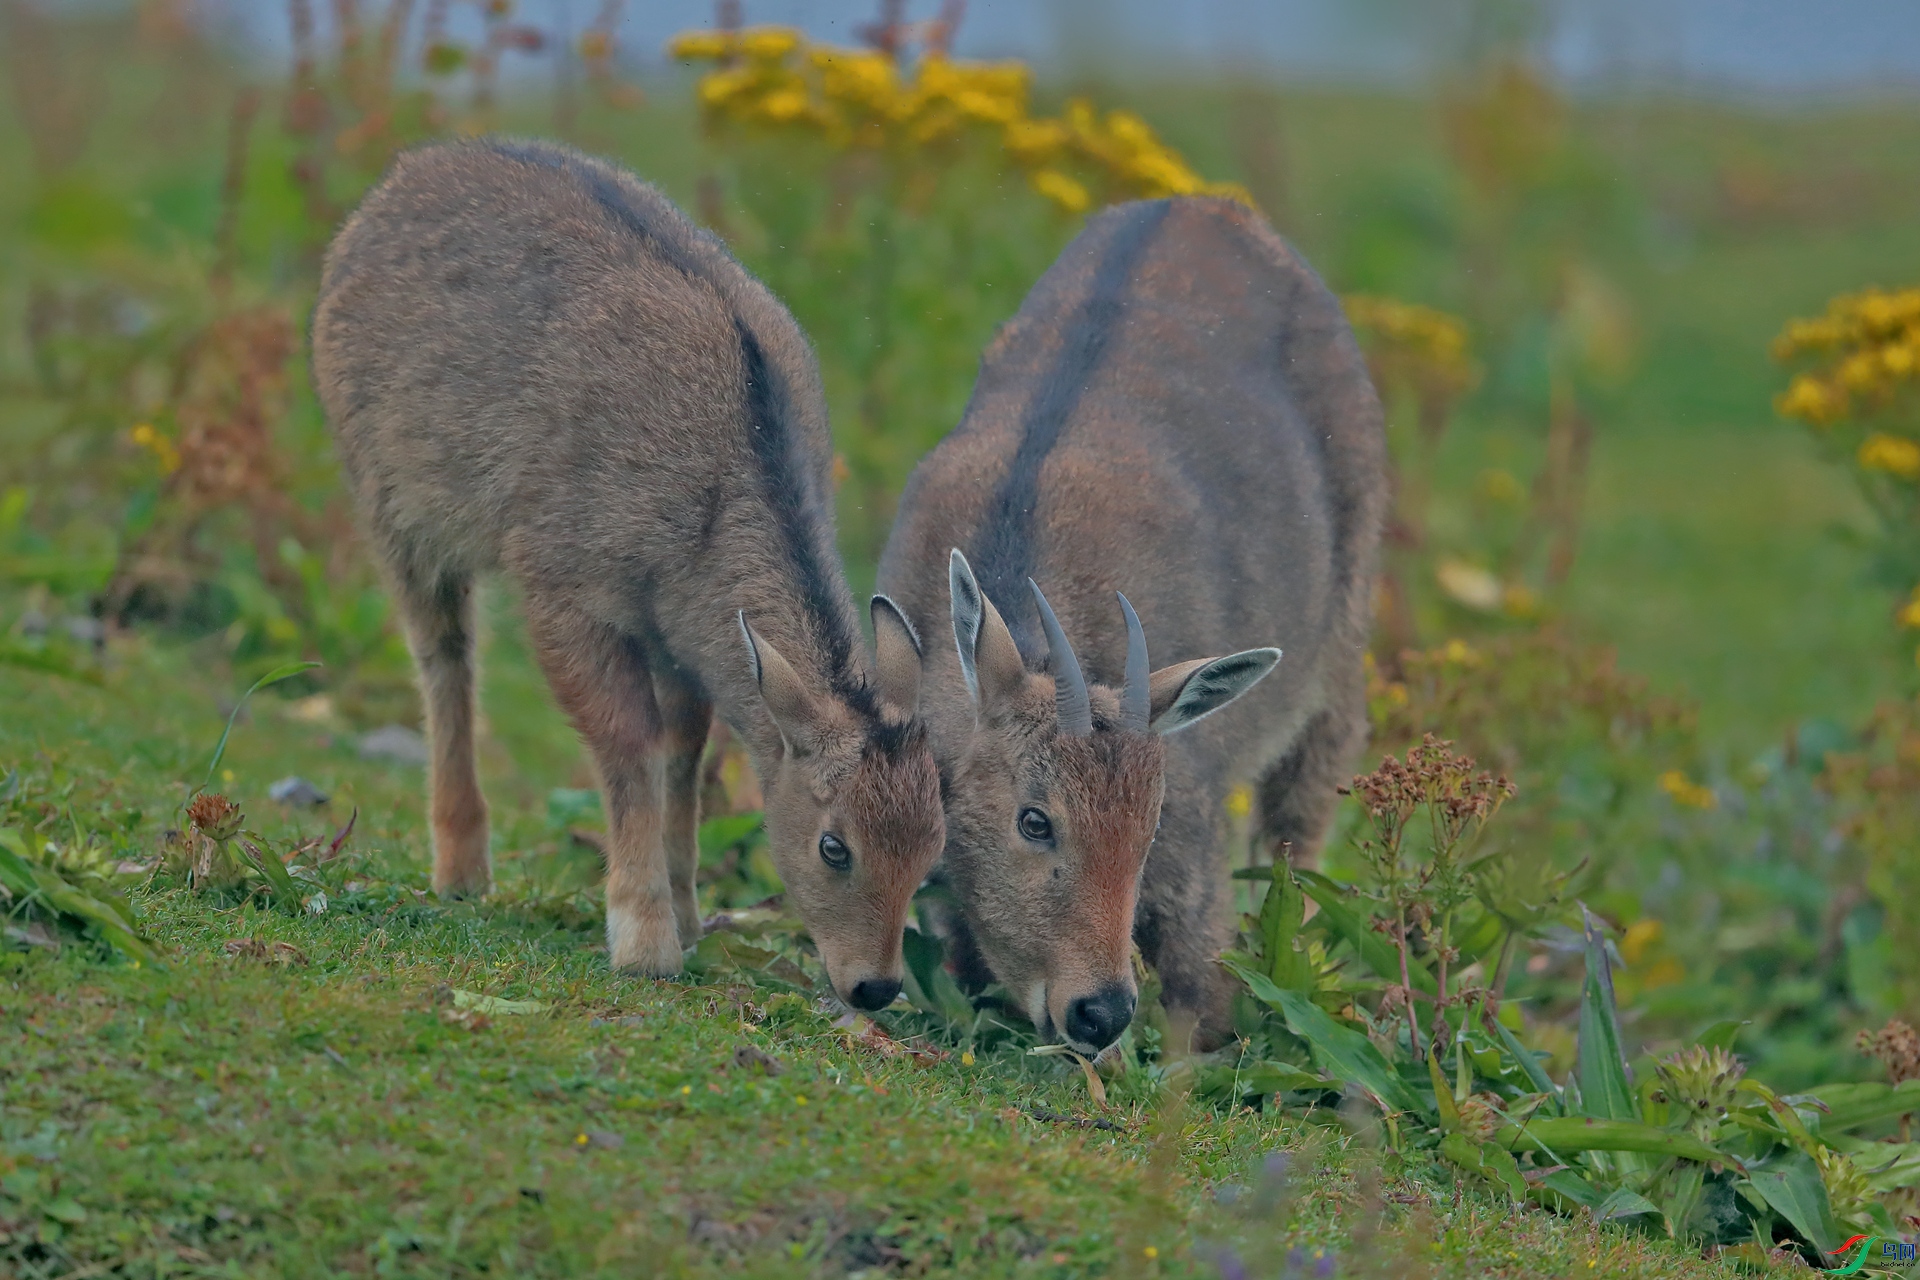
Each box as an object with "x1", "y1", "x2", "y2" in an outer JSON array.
[
  {"x1": 1440, "y1": 1133, "x2": 1526, "y2": 1202},
  {"x1": 450, "y1": 989, "x2": 547, "y2": 1016},
  {"x1": 1258, "y1": 867, "x2": 1313, "y2": 990},
  {"x1": 1430, "y1": 1049, "x2": 1463, "y2": 1133},
  {"x1": 1530, "y1": 1169, "x2": 1605, "y2": 1215},
  {"x1": 1192, "y1": 1060, "x2": 1334, "y2": 1102},
  {"x1": 1269, "y1": 985, "x2": 1420, "y2": 1115},
  {"x1": 1574, "y1": 905, "x2": 1636, "y2": 1121},
  {"x1": 1296, "y1": 869, "x2": 1435, "y2": 995},
  {"x1": 1745, "y1": 1152, "x2": 1843, "y2": 1254},
  {"x1": 1694, "y1": 1019, "x2": 1746, "y2": 1052},
  {"x1": 1800, "y1": 1080, "x2": 1920, "y2": 1135},
  {"x1": 1491, "y1": 1013, "x2": 1561, "y2": 1102},
  {"x1": 0, "y1": 832, "x2": 161, "y2": 966},
  {"x1": 239, "y1": 837, "x2": 302, "y2": 912},
  {"x1": 697, "y1": 811, "x2": 764, "y2": 860},
  {"x1": 900, "y1": 927, "x2": 973, "y2": 1027},
  {"x1": 1495, "y1": 1116, "x2": 1734, "y2": 1167},
  {"x1": 1593, "y1": 1187, "x2": 1662, "y2": 1223},
  {"x1": 205, "y1": 661, "x2": 321, "y2": 787}
]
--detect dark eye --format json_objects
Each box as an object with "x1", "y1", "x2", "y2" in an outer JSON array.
[
  {"x1": 1018, "y1": 808, "x2": 1054, "y2": 844},
  {"x1": 818, "y1": 832, "x2": 852, "y2": 871}
]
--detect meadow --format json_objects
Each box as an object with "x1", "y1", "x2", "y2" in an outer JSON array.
[{"x1": 3, "y1": 4, "x2": 1918, "y2": 1276}]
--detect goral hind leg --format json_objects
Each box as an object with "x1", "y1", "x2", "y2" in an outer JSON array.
[
  {"x1": 394, "y1": 568, "x2": 491, "y2": 899},
  {"x1": 524, "y1": 596, "x2": 680, "y2": 976},
  {"x1": 655, "y1": 670, "x2": 713, "y2": 949}
]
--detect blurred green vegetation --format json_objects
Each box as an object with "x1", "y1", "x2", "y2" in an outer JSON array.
[{"x1": 2, "y1": 4, "x2": 1919, "y2": 1271}]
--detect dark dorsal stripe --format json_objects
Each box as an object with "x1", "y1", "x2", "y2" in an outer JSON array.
[
  {"x1": 735, "y1": 321, "x2": 865, "y2": 705},
  {"x1": 969, "y1": 200, "x2": 1173, "y2": 662},
  {"x1": 489, "y1": 140, "x2": 875, "y2": 719}
]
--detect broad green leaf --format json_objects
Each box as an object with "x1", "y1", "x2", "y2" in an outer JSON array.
[
  {"x1": 0, "y1": 833, "x2": 161, "y2": 966},
  {"x1": 1491, "y1": 1014, "x2": 1561, "y2": 1102},
  {"x1": 1192, "y1": 1061, "x2": 1333, "y2": 1102},
  {"x1": 1574, "y1": 905, "x2": 1636, "y2": 1122},
  {"x1": 1800, "y1": 1080, "x2": 1920, "y2": 1135},
  {"x1": 1593, "y1": 1187, "x2": 1662, "y2": 1223},
  {"x1": 1745, "y1": 1152, "x2": 1843, "y2": 1254},
  {"x1": 1440, "y1": 1133, "x2": 1526, "y2": 1202},
  {"x1": 1296, "y1": 869, "x2": 1435, "y2": 995},
  {"x1": 900, "y1": 927, "x2": 973, "y2": 1027},
  {"x1": 450, "y1": 989, "x2": 547, "y2": 1016},
  {"x1": 1270, "y1": 985, "x2": 1420, "y2": 1114},
  {"x1": 1258, "y1": 868, "x2": 1313, "y2": 989},
  {"x1": 1496, "y1": 1116, "x2": 1733, "y2": 1167},
  {"x1": 1530, "y1": 1169, "x2": 1605, "y2": 1215}
]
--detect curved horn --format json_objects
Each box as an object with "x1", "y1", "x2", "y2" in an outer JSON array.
[
  {"x1": 1029, "y1": 579, "x2": 1092, "y2": 736},
  {"x1": 1117, "y1": 592, "x2": 1150, "y2": 732}
]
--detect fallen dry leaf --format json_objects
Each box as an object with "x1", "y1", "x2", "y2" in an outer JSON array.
[{"x1": 224, "y1": 938, "x2": 309, "y2": 965}]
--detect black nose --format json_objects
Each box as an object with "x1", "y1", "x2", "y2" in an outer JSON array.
[
  {"x1": 1065, "y1": 985, "x2": 1137, "y2": 1051},
  {"x1": 847, "y1": 977, "x2": 901, "y2": 1012}
]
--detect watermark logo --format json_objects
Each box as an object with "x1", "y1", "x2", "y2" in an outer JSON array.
[{"x1": 1827, "y1": 1235, "x2": 1919, "y2": 1274}]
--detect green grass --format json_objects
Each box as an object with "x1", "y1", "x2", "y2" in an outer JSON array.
[{"x1": 1, "y1": 642, "x2": 1760, "y2": 1279}]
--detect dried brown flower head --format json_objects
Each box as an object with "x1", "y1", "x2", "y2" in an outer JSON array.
[
  {"x1": 187, "y1": 793, "x2": 244, "y2": 843},
  {"x1": 1858, "y1": 1017, "x2": 1920, "y2": 1085}
]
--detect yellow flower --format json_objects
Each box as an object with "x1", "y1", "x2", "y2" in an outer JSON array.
[
  {"x1": 129, "y1": 422, "x2": 180, "y2": 474},
  {"x1": 1143, "y1": 1246, "x2": 1158, "y2": 1259},
  {"x1": 737, "y1": 26, "x2": 800, "y2": 62},
  {"x1": 1898, "y1": 587, "x2": 1920, "y2": 629},
  {"x1": 1441, "y1": 637, "x2": 1479, "y2": 666},
  {"x1": 1775, "y1": 374, "x2": 1840, "y2": 426},
  {"x1": 1225, "y1": 783, "x2": 1254, "y2": 820},
  {"x1": 1658, "y1": 770, "x2": 1716, "y2": 810},
  {"x1": 1858, "y1": 432, "x2": 1920, "y2": 479},
  {"x1": 1030, "y1": 170, "x2": 1090, "y2": 213},
  {"x1": 1620, "y1": 918, "x2": 1662, "y2": 964},
  {"x1": 1002, "y1": 118, "x2": 1068, "y2": 165},
  {"x1": 755, "y1": 88, "x2": 811, "y2": 123},
  {"x1": 960, "y1": 1050, "x2": 974, "y2": 1066},
  {"x1": 794, "y1": 1093, "x2": 809, "y2": 1105},
  {"x1": 667, "y1": 30, "x2": 733, "y2": 61}
]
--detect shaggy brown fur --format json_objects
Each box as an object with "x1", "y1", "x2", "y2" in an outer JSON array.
[
  {"x1": 878, "y1": 197, "x2": 1386, "y2": 1046},
  {"x1": 312, "y1": 139, "x2": 944, "y2": 1007}
]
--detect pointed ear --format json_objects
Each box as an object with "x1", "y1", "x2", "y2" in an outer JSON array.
[
  {"x1": 949, "y1": 550, "x2": 1025, "y2": 719},
  {"x1": 869, "y1": 595, "x2": 922, "y2": 717},
  {"x1": 739, "y1": 612, "x2": 828, "y2": 756},
  {"x1": 1148, "y1": 648, "x2": 1282, "y2": 735}
]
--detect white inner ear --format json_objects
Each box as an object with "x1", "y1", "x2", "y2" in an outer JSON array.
[
  {"x1": 949, "y1": 549, "x2": 984, "y2": 704},
  {"x1": 1154, "y1": 648, "x2": 1281, "y2": 735}
]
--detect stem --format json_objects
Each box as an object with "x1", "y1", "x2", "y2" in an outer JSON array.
[
  {"x1": 1395, "y1": 903, "x2": 1420, "y2": 1055},
  {"x1": 1435, "y1": 905, "x2": 1453, "y2": 1049}
]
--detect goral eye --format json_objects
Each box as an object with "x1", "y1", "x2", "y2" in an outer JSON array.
[
  {"x1": 1017, "y1": 808, "x2": 1054, "y2": 844},
  {"x1": 818, "y1": 832, "x2": 852, "y2": 871}
]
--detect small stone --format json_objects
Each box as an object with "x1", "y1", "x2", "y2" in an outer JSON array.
[
  {"x1": 269, "y1": 776, "x2": 330, "y2": 807},
  {"x1": 358, "y1": 725, "x2": 428, "y2": 766},
  {"x1": 61, "y1": 615, "x2": 105, "y2": 646}
]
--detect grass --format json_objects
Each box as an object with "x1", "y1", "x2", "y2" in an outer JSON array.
[{"x1": 1, "y1": 639, "x2": 1758, "y2": 1279}]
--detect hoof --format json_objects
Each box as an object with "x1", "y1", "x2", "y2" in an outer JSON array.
[{"x1": 607, "y1": 901, "x2": 683, "y2": 977}]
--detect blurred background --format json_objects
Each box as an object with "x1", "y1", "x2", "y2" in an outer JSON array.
[{"x1": 2, "y1": 0, "x2": 1916, "y2": 1087}]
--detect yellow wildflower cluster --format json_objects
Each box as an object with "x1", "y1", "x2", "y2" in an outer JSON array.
[
  {"x1": 1773, "y1": 286, "x2": 1920, "y2": 431},
  {"x1": 1345, "y1": 294, "x2": 1480, "y2": 402},
  {"x1": 129, "y1": 422, "x2": 179, "y2": 475},
  {"x1": 668, "y1": 26, "x2": 1249, "y2": 213},
  {"x1": 1658, "y1": 770, "x2": 1716, "y2": 810}
]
